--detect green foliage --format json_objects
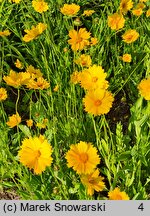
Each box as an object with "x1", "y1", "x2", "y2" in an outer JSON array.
[{"x1": 0, "y1": 0, "x2": 150, "y2": 200}]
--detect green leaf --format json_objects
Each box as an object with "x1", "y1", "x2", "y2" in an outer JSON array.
[
  {"x1": 100, "y1": 139, "x2": 109, "y2": 156},
  {"x1": 117, "y1": 151, "x2": 132, "y2": 162},
  {"x1": 1, "y1": 182, "x2": 16, "y2": 188},
  {"x1": 18, "y1": 125, "x2": 31, "y2": 137}
]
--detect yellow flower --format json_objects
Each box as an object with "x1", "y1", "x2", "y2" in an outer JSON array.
[
  {"x1": 107, "y1": 13, "x2": 125, "y2": 30},
  {"x1": 43, "y1": 118, "x2": 48, "y2": 124},
  {"x1": 80, "y1": 65, "x2": 109, "y2": 91},
  {"x1": 0, "y1": 88, "x2": 7, "y2": 101},
  {"x1": 83, "y1": 10, "x2": 95, "y2": 16},
  {"x1": 32, "y1": 0, "x2": 48, "y2": 13},
  {"x1": 146, "y1": 9, "x2": 150, "y2": 17},
  {"x1": 23, "y1": 23, "x2": 47, "y2": 42},
  {"x1": 60, "y1": 3, "x2": 80, "y2": 16},
  {"x1": 132, "y1": 8, "x2": 143, "y2": 16},
  {"x1": 18, "y1": 135, "x2": 53, "y2": 174},
  {"x1": 119, "y1": 0, "x2": 133, "y2": 14},
  {"x1": 70, "y1": 71, "x2": 81, "y2": 84},
  {"x1": 3, "y1": 70, "x2": 30, "y2": 88},
  {"x1": 14, "y1": 59, "x2": 23, "y2": 69},
  {"x1": 136, "y1": 3, "x2": 146, "y2": 10},
  {"x1": 68, "y1": 28, "x2": 91, "y2": 51},
  {"x1": 36, "y1": 118, "x2": 48, "y2": 129},
  {"x1": 9, "y1": 0, "x2": 21, "y2": 3},
  {"x1": 122, "y1": 54, "x2": 132, "y2": 62},
  {"x1": 36, "y1": 122, "x2": 45, "y2": 129},
  {"x1": 65, "y1": 141, "x2": 100, "y2": 174},
  {"x1": 139, "y1": 0, "x2": 147, "y2": 2},
  {"x1": 26, "y1": 77, "x2": 50, "y2": 90},
  {"x1": 108, "y1": 188, "x2": 129, "y2": 200},
  {"x1": 138, "y1": 78, "x2": 150, "y2": 100},
  {"x1": 0, "y1": 30, "x2": 11, "y2": 37},
  {"x1": 53, "y1": 84, "x2": 59, "y2": 92},
  {"x1": 26, "y1": 119, "x2": 33, "y2": 127},
  {"x1": 6, "y1": 113, "x2": 21, "y2": 128},
  {"x1": 26, "y1": 65, "x2": 43, "y2": 78},
  {"x1": 74, "y1": 54, "x2": 92, "y2": 67},
  {"x1": 63, "y1": 47, "x2": 68, "y2": 53},
  {"x1": 81, "y1": 169, "x2": 105, "y2": 196},
  {"x1": 83, "y1": 88, "x2": 114, "y2": 116},
  {"x1": 122, "y1": 29, "x2": 139, "y2": 43},
  {"x1": 90, "y1": 37, "x2": 98, "y2": 46}
]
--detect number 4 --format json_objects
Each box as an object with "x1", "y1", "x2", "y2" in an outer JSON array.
[{"x1": 138, "y1": 203, "x2": 144, "y2": 211}]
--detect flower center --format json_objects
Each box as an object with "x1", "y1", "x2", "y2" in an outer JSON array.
[
  {"x1": 35, "y1": 150, "x2": 41, "y2": 158},
  {"x1": 76, "y1": 36, "x2": 82, "y2": 43},
  {"x1": 116, "y1": 194, "x2": 123, "y2": 200},
  {"x1": 81, "y1": 61, "x2": 86, "y2": 66},
  {"x1": 92, "y1": 76, "x2": 98, "y2": 82},
  {"x1": 69, "y1": 9, "x2": 75, "y2": 14},
  {"x1": 94, "y1": 99, "x2": 102, "y2": 106},
  {"x1": 127, "y1": 35, "x2": 133, "y2": 41},
  {"x1": 37, "y1": 82, "x2": 43, "y2": 87},
  {"x1": 122, "y1": 3, "x2": 127, "y2": 10},
  {"x1": 89, "y1": 178, "x2": 96, "y2": 184},
  {"x1": 80, "y1": 153, "x2": 88, "y2": 163}
]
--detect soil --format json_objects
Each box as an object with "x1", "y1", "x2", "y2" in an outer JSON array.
[
  {"x1": 0, "y1": 189, "x2": 20, "y2": 200},
  {"x1": 107, "y1": 91, "x2": 131, "y2": 133}
]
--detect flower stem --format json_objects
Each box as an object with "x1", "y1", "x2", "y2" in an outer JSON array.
[{"x1": 16, "y1": 88, "x2": 20, "y2": 114}]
